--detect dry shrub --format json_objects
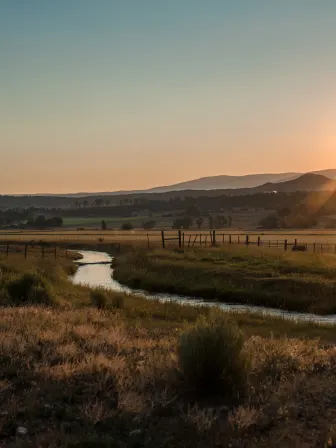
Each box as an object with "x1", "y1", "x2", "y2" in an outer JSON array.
[
  {"x1": 178, "y1": 315, "x2": 250, "y2": 400},
  {"x1": 6, "y1": 272, "x2": 56, "y2": 306},
  {"x1": 91, "y1": 290, "x2": 108, "y2": 309},
  {"x1": 91, "y1": 290, "x2": 124, "y2": 310}
]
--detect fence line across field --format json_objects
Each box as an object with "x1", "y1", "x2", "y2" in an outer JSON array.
[{"x1": 1, "y1": 230, "x2": 336, "y2": 255}]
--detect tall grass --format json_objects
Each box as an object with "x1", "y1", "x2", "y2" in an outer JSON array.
[{"x1": 114, "y1": 247, "x2": 336, "y2": 314}]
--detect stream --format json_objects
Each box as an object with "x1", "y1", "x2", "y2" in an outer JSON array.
[{"x1": 72, "y1": 250, "x2": 336, "y2": 324}]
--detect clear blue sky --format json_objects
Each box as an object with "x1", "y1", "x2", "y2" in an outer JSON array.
[{"x1": 1, "y1": 0, "x2": 336, "y2": 193}]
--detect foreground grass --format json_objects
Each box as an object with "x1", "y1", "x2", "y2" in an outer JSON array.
[
  {"x1": 1, "y1": 253, "x2": 336, "y2": 447},
  {"x1": 114, "y1": 246, "x2": 336, "y2": 314}
]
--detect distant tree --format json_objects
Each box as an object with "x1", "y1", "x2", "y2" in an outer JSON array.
[
  {"x1": 172, "y1": 216, "x2": 193, "y2": 229},
  {"x1": 83, "y1": 200, "x2": 89, "y2": 207},
  {"x1": 143, "y1": 220, "x2": 156, "y2": 230},
  {"x1": 185, "y1": 204, "x2": 202, "y2": 218},
  {"x1": 26, "y1": 215, "x2": 63, "y2": 229},
  {"x1": 196, "y1": 217, "x2": 204, "y2": 229},
  {"x1": 278, "y1": 207, "x2": 291, "y2": 218},
  {"x1": 94, "y1": 199, "x2": 104, "y2": 207},
  {"x1": 101, "y1": 220, "x2": 107, "y2": 230},
  {"x1": 121, "y1": 222, "x2": 133, "y2": 230},
  {"x1": 214, "y1": 215, "x2": 227, "y2": 228},
  {"x1": 259, "y1": 213, "x2": 280, "y2": 229}
]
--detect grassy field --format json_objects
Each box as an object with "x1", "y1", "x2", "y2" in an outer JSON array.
[
  {"x1": 0, "y1": 250, "x2": 336, "y2": 448},
  {"x1": 61, "y1": 209, "x2": 271, "y2": 230},
  {"x1": 1, "y1": 251, "x2": 336, "y2": 446},
  {"x1": 114, "y1": 245, "x2": 336, "y2": 315},
  {"x1": 3, "y1": 228, "x2": 336, "y2": 245}
]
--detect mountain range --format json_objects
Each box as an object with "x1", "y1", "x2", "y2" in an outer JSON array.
[
  {"x1": 52, "y1": 169, "x2": 336, "y2": 197},
  {"x1": 145, "y1": 169, "x2": 336, "y2": 193}
]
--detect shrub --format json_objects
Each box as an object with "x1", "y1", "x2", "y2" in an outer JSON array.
[
  {"x1": 111, "y1": 293, "x2": 124, "y2": 310},
  {"x1": 121, "y1": 222, "x2": 133, "y2": 231},
  {"x1": 6, "y1": 273, "x2": 55, "y2": 305},
  {"x1": 143, "y1": 220, "x2": 156, "y2": 230},
  {"x1": 91, "y1": 290, "x2": 108, "y2": 309},
  {"x1": 91, "y1": 290, "x2": 124, "y2": 310},
  {"x1": 178, "y1": 315, "x2": 249, "y2": 401}
]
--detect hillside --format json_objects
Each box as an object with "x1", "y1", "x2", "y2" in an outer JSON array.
[
  {"x1": 250, "y1": 173, "x2": 336, "y2": 194},
  {"x1": 144, "y1": 169, "x2": 336, "y2": 193}
]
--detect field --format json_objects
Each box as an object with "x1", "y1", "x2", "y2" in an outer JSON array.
[
  {"x1": 61, "y1": 209, "x2": 271, "y2": 230},
  {"x1": 1, "y1": 249, "x2": 336, "y2": 447}
]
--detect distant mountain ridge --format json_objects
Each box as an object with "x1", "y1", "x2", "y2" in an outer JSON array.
[
  {"x1": 145, "y1": 169, "x2": 336, "y2": 193},
  {"x1": 6, "y1": 169, "x2": 336, "y2": 197}
]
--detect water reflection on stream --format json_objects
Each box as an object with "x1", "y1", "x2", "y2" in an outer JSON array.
[{"x1": 72, "y1": 251, "x2": 336, "y2": 325}]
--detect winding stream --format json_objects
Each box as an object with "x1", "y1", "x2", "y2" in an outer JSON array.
[{"x1": 72, "y1": 251, "x2": 336, "y2": 324}]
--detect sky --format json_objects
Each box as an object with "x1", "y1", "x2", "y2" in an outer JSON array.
[{"x1": 1, "y1": 0, "x2": 336, "y2": 194}]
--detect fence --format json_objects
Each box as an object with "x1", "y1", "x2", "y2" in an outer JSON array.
[
  {"x1": 158, "y1": 230, "x2": 336, "y2": 254},
  {"x1": 0, "y1": 241, "x2": 122, "y2": 260},
  {"x1": 1, "y1": 231, "x2": 336, "y2": 255},
  {"x1": 0, "y1": 243, "x2": 61, "y2": 260}
]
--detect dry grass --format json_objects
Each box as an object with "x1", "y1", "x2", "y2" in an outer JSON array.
[
  {"x1": 1, "y1": 251, "x2": 336, "y2": 446},
  {"x1": 0, "y1": 306, "x2": 335, "y2": 447}
]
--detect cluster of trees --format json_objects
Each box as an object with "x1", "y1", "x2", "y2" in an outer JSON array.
[
  {"x1": 172, "y1": 213, "x2": 233, "y2": 230},
  {"x1": 26, "y1": 215, "x2": 63, "y2": 229},
  {"x1": 259, "y1": 210, "x2": 317, "y2": 230}
]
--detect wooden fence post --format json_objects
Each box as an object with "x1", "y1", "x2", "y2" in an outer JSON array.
[
  {"x1": 6, "y1": 244, "x2": 9, "y2": 257},
  {"x1": 178, "y1": 230, "x2": 182, "y2": 249},
  {"x1": 257, "y1": 237, "x2": 261, "y2": 247},
  {"x1": 183, "y1": 232, "x2": 185, "y2": 247},
  {"x1": 24, "y1": 244, "x2": 28, "y2": 260},
  {"x1": 294, "y1": 239, "x2": 297, "y2": 247},
  {"x1": 187, "y1": 234, "x2": 192, "y2": 248},
  {"x1": 223, "y1": 233, "x2": 225, "y2": 244},
  {"x1": 313, "y1": 243, "x2": 316, "y2": 253},
  {"x1": 245, "y1": 235, "x2": 249, "y2": 246},
  {"x1": 229, "y1": 235, "x2": 232, "y2": 245},
  {"x1": 147, "y1": 233, "x2": 150, "y2": 249},
  {"x1": 284, "y1": 240, "x2": 288, "y2": 251},
  {"x1": 161, "y1": 231, "x2": 165, "y2": 249},
  {"x1": 212, "y1": 230, "x2": 216, "y2": 246}
]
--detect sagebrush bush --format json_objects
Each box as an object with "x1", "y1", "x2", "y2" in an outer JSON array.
[
  {"x1": 111, "y1": 293, "x2": 124, "y2": 310},
  {"x1": 178, "y1": 315, "x2": 250, "y2": 400},
  {"x1": 91, "y1": 290, "x2": 108, "y2": 309},
  {"x1": 6, "y1": 272, "x2": 55, "y2": 305},
  {"x1": 91, "y1": 289, "x2": 124, "y2": 310}
]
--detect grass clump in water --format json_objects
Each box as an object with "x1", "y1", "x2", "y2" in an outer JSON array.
[{"x1": 178, "y1": 313, "x2": 250, "y2": 401}]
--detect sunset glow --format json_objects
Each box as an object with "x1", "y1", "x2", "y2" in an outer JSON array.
[{"x1": 1, "y1": 1, "x2": 336, "y2": 194}]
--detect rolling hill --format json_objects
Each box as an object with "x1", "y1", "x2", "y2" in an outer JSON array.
[{"x1": 146, "y1": 169, "x2": 336, "y2": 193}]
